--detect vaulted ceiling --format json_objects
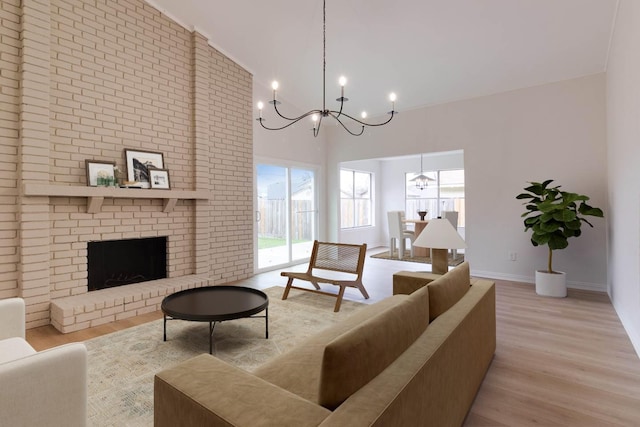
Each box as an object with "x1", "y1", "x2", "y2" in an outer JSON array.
[{"x1": 147, "y1": 0, "x2": 618, "y2": 118}]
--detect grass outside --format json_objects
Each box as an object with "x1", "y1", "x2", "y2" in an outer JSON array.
[{"x1": 258, "y1": 237, "x2": 307, "y2": 249}]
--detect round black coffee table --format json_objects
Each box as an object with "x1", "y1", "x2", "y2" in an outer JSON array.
[{"x1": 161, "y1": 286, "x2": 269, "y2": 354}]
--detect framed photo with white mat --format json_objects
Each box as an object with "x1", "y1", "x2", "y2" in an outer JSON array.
[{"x1": 124, "y1": 149, "x2": 164, "y2": 189}]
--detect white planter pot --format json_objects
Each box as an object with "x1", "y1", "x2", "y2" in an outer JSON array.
[{"x1": 535, "y1": 270, "x2": 567, "y2": 297}]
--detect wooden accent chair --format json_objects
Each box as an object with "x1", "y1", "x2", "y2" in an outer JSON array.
[{"x1": 281, "y1": 240, "x2": 369, "y2": 312}]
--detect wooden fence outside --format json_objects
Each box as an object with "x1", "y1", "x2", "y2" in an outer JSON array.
[{"x1": 257, "y1": 199, "x2": 314, "y2": 240}]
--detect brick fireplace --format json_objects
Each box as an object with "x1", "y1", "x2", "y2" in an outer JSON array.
[{"x1": 1, "y1": 0, "x2": 255, "y2": 331}]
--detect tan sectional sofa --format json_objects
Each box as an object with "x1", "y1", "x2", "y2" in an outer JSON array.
[{"x1": 154, "y1": 262, "x2": 496, "y2": 426}]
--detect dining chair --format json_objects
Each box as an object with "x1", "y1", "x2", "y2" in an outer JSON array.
[{"x1": 387, "y1": 211, "x2": 415, "y2": 260}]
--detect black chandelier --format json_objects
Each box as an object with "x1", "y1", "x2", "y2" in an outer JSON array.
[{"x1": 256, "y1": 0, "x2": 397, "y2": 137}]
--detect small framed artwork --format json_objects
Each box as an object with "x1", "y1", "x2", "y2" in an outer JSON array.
[
  {"x1": 85, "y1": 160, "x2": 116, "y2": 186},
  {"x1": 149, "y1": 169, "x2": 171, "y2": 189},
  {"x1": 124, "y1": 149, "x2": 165, "y2": 189}
]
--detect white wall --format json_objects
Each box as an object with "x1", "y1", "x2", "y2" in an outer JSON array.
[
  {"x1": 327, "y1": 74, "x2": 608, "y2": 290},
  {"x1": 606, "y1": 0, "x2": 640, "y2": 355}
]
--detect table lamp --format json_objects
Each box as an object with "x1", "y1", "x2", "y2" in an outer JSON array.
[{"x1": 413, "y1": 218, "x2": 467, "y2": 274}]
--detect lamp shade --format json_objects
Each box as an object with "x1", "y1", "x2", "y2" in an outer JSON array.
[{"x1": 413, "y1": 218, "x2": 466, "y2": 249}]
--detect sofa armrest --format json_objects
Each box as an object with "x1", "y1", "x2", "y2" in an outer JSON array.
[
  {"x1": 155, "y1": 354, "x2": 331, "y2": 427},
  {"x1": 0, "y1": 298, "x2": 26, "y2": 340},
  {"x1": 0, "y1": 342, "x2": 87, "y2": 427},
  {"x1": 392, "y1": 271, "x2": 441, "y2": 295}
]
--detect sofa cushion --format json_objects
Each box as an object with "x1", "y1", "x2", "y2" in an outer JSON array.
[
  {"x1": 427, "y1": 261, "x2": 471, "y2": 322},
  {"x1": 318, "y1": 287, "x2": 430, "y2": 410},
  {"x1": 0, "y1": 337, "x2": 36, "y2": 365},
  {"x1": 253, "y1": 295, "x2": 407, "y2": 404}
]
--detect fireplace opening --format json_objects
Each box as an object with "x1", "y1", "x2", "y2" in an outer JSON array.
[{"x1": 87, "y1": 237, "x2": 167, "y2": 291}]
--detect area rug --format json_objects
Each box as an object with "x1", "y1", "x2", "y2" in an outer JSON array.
[
  {"x1": 370, "y1": 250, "x2": 464, "y2": 266},
  {"x1": 85, "y1": 286, "x2": 364, "y2": 427}
]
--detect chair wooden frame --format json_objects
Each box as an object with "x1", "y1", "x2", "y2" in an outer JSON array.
[{"x1": 281, "y1": 240, "x2": 369, "y2": 312}]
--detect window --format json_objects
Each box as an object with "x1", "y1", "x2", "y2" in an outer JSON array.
[
  {"x1": 405, "y1": 169, "x2": 465, "y2": 226},
  {"x1": 341, "y1": 169, "x2": 373, "y2": 228}
]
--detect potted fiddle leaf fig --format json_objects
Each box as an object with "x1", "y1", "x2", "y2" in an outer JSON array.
[{"x1": 516, "y1": 180, "x2": 604, "y2": 297}]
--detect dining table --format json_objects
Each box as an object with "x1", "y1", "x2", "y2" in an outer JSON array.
[{"x1": 403, "y1": 219, "x2": 430, "y2": 257}]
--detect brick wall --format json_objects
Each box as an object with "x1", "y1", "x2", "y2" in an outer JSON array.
[
  {"x1": 0, "y1": 0, "x2": 20, "y2": 299},
  {"x1": 4, "y1": 0, "x2": 254, "y2": 329}
]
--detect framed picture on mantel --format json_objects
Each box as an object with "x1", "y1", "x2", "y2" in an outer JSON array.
[
  {"x1": 149, "y1": 169, "x2": 171, "y2": 190},
  {"x1": 85, "y1": 160, "x2": 116, "y2": 187},
  {"x1": 124, "y1": 149, "x2": 164, "y2": 189}
]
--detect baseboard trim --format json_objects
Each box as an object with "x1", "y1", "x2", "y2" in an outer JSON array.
[
  {"x1": 612, "y1": 301, "x2": 640, "y2": 359},
  {"x1": 470, "y1": 270, "x2": 606, "y2": 293}
]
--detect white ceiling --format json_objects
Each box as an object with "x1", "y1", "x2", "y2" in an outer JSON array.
[{"x1": 147, "y1": 0, "x2": 618, "y2": 119}]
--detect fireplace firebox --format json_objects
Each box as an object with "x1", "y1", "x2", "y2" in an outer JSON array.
[{"x1": 87, "y1": 237, "x2": 167, "y2": 291}]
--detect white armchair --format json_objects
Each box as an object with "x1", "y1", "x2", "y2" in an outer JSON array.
[
  {"x1": 388, "y1": 211, "x2": 415, "y2": 260},
  {"x1": 0, "y1": 298, "x2": 87, "y2": 427}
]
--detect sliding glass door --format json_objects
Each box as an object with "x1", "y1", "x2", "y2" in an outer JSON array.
[{"x1": 256, "y1": 162, "x2": 317, "y2": 271}]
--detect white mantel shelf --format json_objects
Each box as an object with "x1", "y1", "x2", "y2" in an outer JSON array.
[{"x1": 23, "y1": 184, "x2": 210, "y2": 213}]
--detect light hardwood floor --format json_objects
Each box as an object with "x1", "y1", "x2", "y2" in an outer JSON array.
[{"x1": 25, "y1": 250, "x2": 640, "y2": 426}]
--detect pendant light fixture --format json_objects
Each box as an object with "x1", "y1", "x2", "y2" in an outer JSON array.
[
  {"x1": 411, "y1": 153, "x2": 435, "y2": 190},
  {"x1": 256, "y1": 0, "x2": 397, "y2": 137}
]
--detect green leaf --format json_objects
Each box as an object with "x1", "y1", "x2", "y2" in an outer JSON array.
[
  {"x1": 548, "y1": 233, "x2": 569, "y2": 250},
  {"x1": 540, "y1": 221, "x2": 560, "y2": 232},
  {"x1": 538, "y1": 202, "x2": 558, "y2": 214},
  {"x1": 539, "y1": 212, "x2": 555, "y2": 223},
  {"x1": 524, "y1": 216, "x2": 540, "y2": 226},
  {"x1": 565, "y1": 219, "x2": 581, "y2": 230},
  {"x1": 524, "y1": 187, "x2": 542, "y2": 196},
  {"x1": 532, "y1": 232, "x2": 550, "y2": 245},
  {"x1": 561, "y1": 192, "x2": 588, "y2": 204},
  {"x1": 552, "y1": 210, "x2": 576, "y2": 222},
  {"x1": 579, "y1": 203, "x2": 604, "y2": 217}
]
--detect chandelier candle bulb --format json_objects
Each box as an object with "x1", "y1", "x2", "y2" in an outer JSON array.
[{"x1": 257, "y1": 101, "x2": 264, "y2": 118}]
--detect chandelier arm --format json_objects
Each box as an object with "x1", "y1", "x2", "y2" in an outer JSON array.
[
  {"x1": 328, "y1": 110, "x2": 396, "y2": 127},
  {"x1": 328, "y1": 112, "x2": 365, "y2": 136},
  {"x1": 334, "y1": 96, "x2": 345, "y2": 119},
  {"x1": 257, "y1": 112, "x2": 317, "y2": 131},
  {"x1": 272, "y1": 100, "x2": 322, "y2": 122},
  {"x1": 313, "y1": 114, "x2": 325, "y2": 137}
]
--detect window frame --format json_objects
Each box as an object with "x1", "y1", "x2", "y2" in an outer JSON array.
[
  {"x1": 405, "y1": 168, "x2": 465, "y2": 226},
  {"x1": 340, "y1": 168, "x2": 374, "y2": 229}
]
